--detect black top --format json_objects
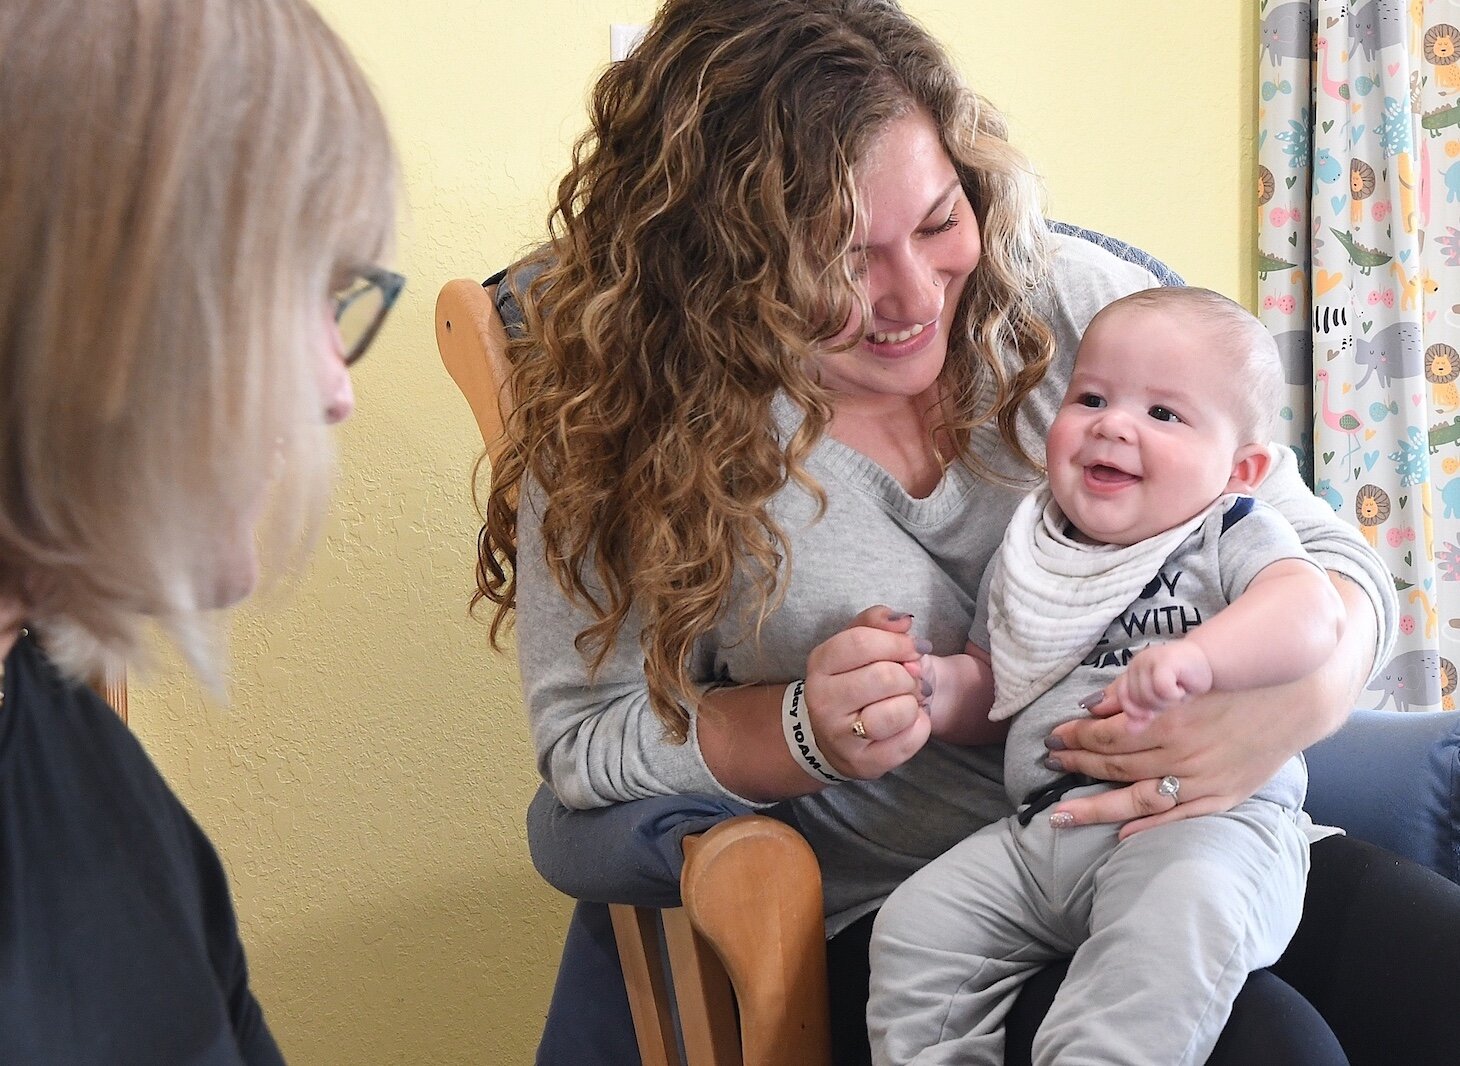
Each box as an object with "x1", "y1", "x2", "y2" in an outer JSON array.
[{"x1": 0, "y1": 632, "x2": 283, "y2": 1065}]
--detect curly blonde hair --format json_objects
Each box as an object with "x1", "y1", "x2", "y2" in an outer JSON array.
[{"x1": 478, "y1": 0, "x2": 1053, "y2": 739}]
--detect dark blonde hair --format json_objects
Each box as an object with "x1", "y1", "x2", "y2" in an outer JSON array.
[
  {"x1": 478, "y1": 0, "x2": 1054, "y2": 738},
  {"x1": 0, "y1": 0, "x2": 397, "y2": 683},
  {"x1": 1090, "y1": 287, "x2": 1283, "y2": 441}
]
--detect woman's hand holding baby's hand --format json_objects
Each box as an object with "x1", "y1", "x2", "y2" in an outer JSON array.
[{"x1": 803, "y1": 605, "x2": 931, "y2": 779}]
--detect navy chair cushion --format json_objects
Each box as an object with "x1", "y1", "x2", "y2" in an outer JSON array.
[
  {"x1": 526, "y1": 786, "x2": 754, "y2": 908},
  {"x1": 1047, "y1": 220, "x2": 1185, "y2": 287}
]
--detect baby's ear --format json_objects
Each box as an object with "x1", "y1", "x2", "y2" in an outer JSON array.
[{"x1": 1226, "y1": 442, "x2": 1274, "y2": 493}]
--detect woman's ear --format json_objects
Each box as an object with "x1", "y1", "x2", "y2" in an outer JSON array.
[{"x1": 1226, "y1": 442, "x2": 1275, "y2": 494}]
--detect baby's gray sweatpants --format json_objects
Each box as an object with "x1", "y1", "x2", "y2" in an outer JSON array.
[{"x1": 867, "y1": 786, "x2": 1309, "y2": 1066}]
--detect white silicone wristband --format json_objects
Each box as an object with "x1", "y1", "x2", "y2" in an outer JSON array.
[{"x1": 781, "y1": 679, "x2": 847, "y2": 784}]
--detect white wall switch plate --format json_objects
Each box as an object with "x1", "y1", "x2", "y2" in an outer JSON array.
[{"x1": 610, "y1": 24, "x2": 648, "y2": 62}]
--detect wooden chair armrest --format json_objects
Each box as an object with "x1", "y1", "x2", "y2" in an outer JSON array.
[
  {"x1": 679, "y1": 814, "x2": 831, "y2": 1066},
  {"x1": 610, "y1": 814, "x2": 832, "y2": 1066}
]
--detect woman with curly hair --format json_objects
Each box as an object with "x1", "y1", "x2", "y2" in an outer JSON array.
[
  {"x1": 478, "y1": 1, "x2": 1460, "y2": 1062},
  {"x1": 0, "y1": 0, "x2": 398, "y2": 1059}
]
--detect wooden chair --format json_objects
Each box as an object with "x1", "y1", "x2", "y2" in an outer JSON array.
[{"x1": 435, "y1": 279, "x2": 833, "y2": 1066}]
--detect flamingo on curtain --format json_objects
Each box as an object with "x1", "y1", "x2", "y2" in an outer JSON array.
[{"x1": 1316, "y1": 367, "x2": 1362, "y2": 471}]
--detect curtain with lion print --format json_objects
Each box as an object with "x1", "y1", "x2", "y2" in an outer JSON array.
[{"x1": 1259, "y1": 0, "x2": 1460, "y2": 711}]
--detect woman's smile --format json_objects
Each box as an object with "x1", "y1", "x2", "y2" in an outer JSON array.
[{"x1": 862, "y1": 318, "x2": 940, "y2": 359}]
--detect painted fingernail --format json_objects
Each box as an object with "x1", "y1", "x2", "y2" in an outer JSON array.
[
  {"x1": 1049, "y1": 812, "x2": 1075, "y2": 830},
  {"x1": 1077, "y1": 689, "x2": 1106, "y2": 710},
  {"x1": 1044, "y1": 735, "x2": 1067, "y2": 751},
  {"x1": 1043, "y1": 757, "x2": 1064, "y2": 772},
  {"x1": 914, "y1": 638, "x2": 933, "y2": 654},
  {"x1": 921, "y1": 677, "x2": 933, "y2": 697},
  {"x1": 887, "y1": 610, "x2": 913, "y2": 621}
]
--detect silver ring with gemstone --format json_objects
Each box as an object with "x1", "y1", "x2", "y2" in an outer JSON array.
[{"x1": 1157, "y1": 775, "x2": 1181, "y2": 803}]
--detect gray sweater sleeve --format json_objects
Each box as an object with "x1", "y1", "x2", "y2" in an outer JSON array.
[
  {"x1": 515, "y1": 486, "x2": 756, "y2": 809},
  {"x1": 1253, "y1": 445, "x2": 1397, "y2": 681}
]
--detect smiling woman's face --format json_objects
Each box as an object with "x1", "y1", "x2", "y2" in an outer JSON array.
[{"x1": 818, "y1": 108, "x2": 982, "y2": 402}]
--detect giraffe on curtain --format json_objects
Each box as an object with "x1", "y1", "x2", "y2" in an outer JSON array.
[{"x1": 1260, "y1": 0, "x2": 1460, "y2": 710}]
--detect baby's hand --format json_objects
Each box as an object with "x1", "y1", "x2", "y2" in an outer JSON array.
[
  {"x1": 914, "y1": 648, "x2": 1004, "y2": 747},
  {"x1": 1107, "y1": 641, "x2": 1214, "y2": 732}
]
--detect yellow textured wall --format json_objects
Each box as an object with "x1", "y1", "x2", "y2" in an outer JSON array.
[{"x1": 128, "y1": 3, "x2": 1255, "y2": 1064}]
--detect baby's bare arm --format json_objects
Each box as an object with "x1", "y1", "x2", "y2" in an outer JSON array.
[
  {"x1": 1190, "y1": 558, "x2": 1346, "y2": 691},
  {"x1": 1111, "y1": 559, "x2": 1345, "y2": 728}
]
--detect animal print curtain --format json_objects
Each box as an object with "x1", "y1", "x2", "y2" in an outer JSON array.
[{"x1": 1259, "y1": 0, "x2": 1460, "y2": 711}]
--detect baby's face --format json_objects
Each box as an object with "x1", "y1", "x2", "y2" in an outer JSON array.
[{"x1": 1046, "y1": 306, "x2": 1257, "y2": 546}]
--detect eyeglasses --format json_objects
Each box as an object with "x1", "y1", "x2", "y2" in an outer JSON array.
[{"x1": 332, "y1": 266, "x2": 406, "y2": 366}]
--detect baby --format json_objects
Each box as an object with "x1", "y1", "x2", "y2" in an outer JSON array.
[{"x1": 868, "y1": 287, "x2": 1347, "y2": 1066}]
